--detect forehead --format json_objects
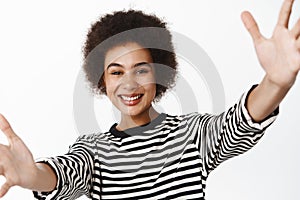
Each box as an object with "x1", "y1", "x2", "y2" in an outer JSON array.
[{"x1": 104, "y1": 42, "x2": 152, "y2": 68}]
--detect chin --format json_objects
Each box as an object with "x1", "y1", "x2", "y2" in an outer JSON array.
[{"x1": 120, "y1": 108, "x2": 146, "y2": 117}]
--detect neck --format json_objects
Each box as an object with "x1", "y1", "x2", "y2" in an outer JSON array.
[{"x1": 117, "y1": 107, "x2": 159, "y2": 131}]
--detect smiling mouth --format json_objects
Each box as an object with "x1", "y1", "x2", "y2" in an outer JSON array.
[{"x1": 119, "y1": 94, "x2": 144, "y2": 101}]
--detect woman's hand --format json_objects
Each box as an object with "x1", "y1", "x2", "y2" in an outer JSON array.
[
  {"x1": 0, "y1": 114, "x2": 39, "y2": 197},
  {"x1": 241, "y1": 0, "x2": 300, "y2": 88},
  {"x1": 240, "y1": 0, "x2": 300, "y2": 122}
]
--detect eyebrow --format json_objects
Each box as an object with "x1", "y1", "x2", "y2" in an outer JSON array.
[{"x1": 106, "y1": 62, "x2": 152, "y2": 70}]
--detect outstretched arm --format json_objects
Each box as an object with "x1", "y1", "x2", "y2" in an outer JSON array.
[
  {"x1": 242, "y1": 0, "x2": 300, "y2": 122},
  {"x1": 0, "y1": 114, "x2": 57, "y2": 197}
]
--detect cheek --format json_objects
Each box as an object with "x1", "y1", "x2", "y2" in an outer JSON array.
[
  {"x1": 146, "y1": 75, "x2": 156, "y2": 97},
  {"x1": 137, "y1": 73, "x2": 156, "y2": 86},
  {"x1": 144, "y1": 83, "x2": 157, "y2": 98},
  {"x1": 151, "y1": 84, "x2": 157, "y2": 95},
  {"x1": 137, "y1": 76, "x2": 156, "y2": 93},
  {"x1": 104, "y1": 79, "x2": 117, "y2": 97}
]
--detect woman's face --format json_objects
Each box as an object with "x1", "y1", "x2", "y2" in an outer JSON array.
[{"x1": 104, "y1": 42, "x2": 156, "y2": 118}]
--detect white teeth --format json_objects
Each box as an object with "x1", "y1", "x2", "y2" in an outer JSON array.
[{"x1": 121, "y1": 94, "x2": 142, "y2": 101}]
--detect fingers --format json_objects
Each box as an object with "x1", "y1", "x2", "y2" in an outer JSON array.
[
  {"x1": 292, "y1": 18, "x2": 300, "y2": 48},
  {"x1": 277, "y1": 0, "x2": 294, "y2": 28},
  {"x1": 0, "y1": 114, "x2": 19, "y2": 144},
  {"x1": 297, "y1": 37, "x2": 300, "y2": 48},
  {"x1": 291, "y1": 18, "x2": 300, "y2": 38},
  {"x1": 0, "y1": 181, "x2": 11, "y2": 198},
  {"x1": 0, "y1": 166, "x2": 3, "y2": 177},
  {"x1": 241, "y1": 11, "x2": 264, "y2": 43}
]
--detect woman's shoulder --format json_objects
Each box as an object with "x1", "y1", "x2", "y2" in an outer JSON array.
[
  {"x1": 74, "y1": 131, "x2": 112, "y2": 144},
  {"x1": 162, "y1": 112, "x2": 208, "y2": 127},
  {"x1": 166, "y1": 112, "x2": 204, "y2": 120}
]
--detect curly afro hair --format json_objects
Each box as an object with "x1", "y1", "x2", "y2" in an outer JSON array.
[{"x1": 83, "y1": 9, "x2": 178, "y2": 101}]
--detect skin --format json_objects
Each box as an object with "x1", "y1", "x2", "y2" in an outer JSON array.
[
  {"x1": 0, "y1": 0, "x2": 299, "y2": 197},
  {"x1": 103, "y1": 42, "x2": 159, "y2": 131},
  {"x1": 242, "y1": 0, "x2": 300, "y2": 121}
]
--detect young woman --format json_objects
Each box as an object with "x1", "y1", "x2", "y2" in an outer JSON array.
[{"x1": 0, "y1": 0, "x2": 299, "y2": 199}]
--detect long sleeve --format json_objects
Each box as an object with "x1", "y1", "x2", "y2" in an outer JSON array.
[
  {"x1": 193, "y1": 85, "x2": 278, "y2": 174},
  {"x1": 33, "y1": 135, "x2": 95, "y2": 200}
]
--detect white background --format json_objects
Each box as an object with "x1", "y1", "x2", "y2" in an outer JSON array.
[{"x1": 0, "y1": 0, "x2": 299, "y2": 199}]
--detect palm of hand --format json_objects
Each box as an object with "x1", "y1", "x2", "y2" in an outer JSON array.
[
  {"x1": 0, "y1": 114, "x2": 37, "y2": 197},
  {"x1": 6, "y1": 136, "x2": 36, "y2": 183},
  {"x1": 242, "y1": 0, "x2": 300, "y2": 88}
]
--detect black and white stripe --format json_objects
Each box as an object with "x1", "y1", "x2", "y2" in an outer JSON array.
[{"x1": 33, "y1": 87, "x2": 278, "y2": 199}]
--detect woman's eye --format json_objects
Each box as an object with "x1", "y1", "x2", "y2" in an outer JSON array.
[
  {"x1": 136, "y1": 69, "x2": 149, "y2": 74},
  {"x1": 110, "y1": 71, "x2": 122, "y2": 75}
]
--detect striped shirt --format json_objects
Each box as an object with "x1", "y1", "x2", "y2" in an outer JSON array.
[{"x1": 33, "y1": 87, "x2": 278, "y2": 199}]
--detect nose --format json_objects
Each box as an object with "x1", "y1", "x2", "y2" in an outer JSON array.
[{"x1": 120, "y1": 72, "x2": 139, "y2": 91}]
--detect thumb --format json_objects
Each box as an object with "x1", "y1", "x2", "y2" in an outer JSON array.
[
  {"x1": 241, "y1": 11, "x2": 264, "y2": 43},
  {"x1": 0, "y1": 181, "x2": 12, "y2": 198},
  {"x1": 0, "y1": 114, "x2": 19, "y2": 144}
]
